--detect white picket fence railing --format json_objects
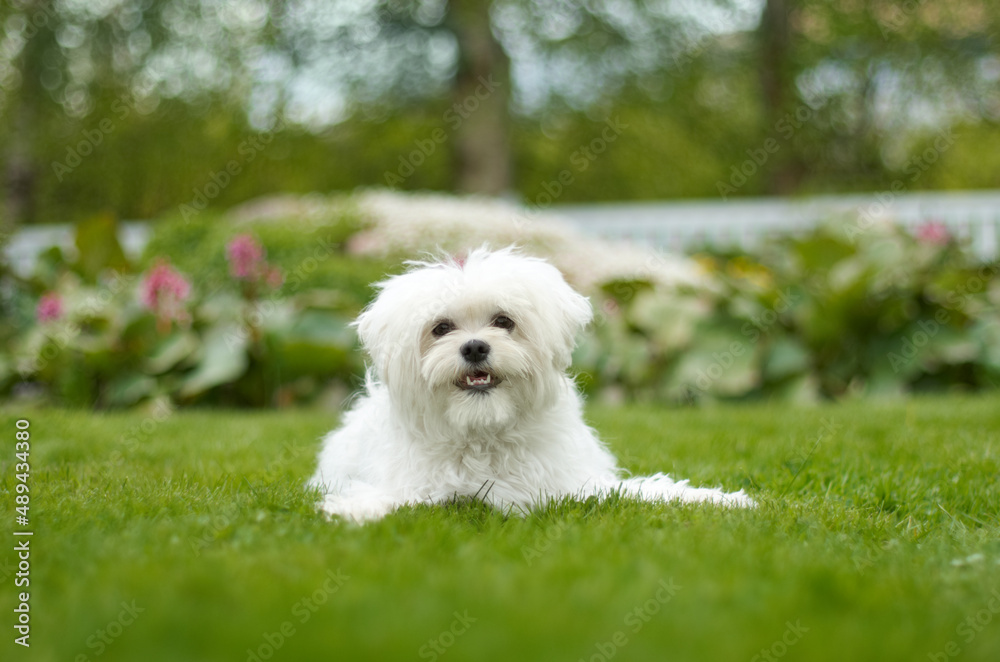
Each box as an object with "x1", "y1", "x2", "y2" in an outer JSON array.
[
  {"x1": 5, "y1": 190, "x2": 999, "y2": 277},
  {"x1": 551, "y1": 190, "x2": 1000, "y2": 261}
]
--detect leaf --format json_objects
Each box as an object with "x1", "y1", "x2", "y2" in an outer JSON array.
[
  {"x1": 769, "y1": 373, "x2": 822, "y2": 403},
  {"x1": 291, "y1": 310, "x2": 355, "y2": 345},
  {"x1": 179, "y1": 325, "x2": 249, "y2": 398},
  {"x1": 763, "y1": 338, "x2": 811, "y2": 381},
  {"x1": 270, "y1": 311, "x2": 357, "y2": 376},
  {"x1": 145, "y1": 331, "x2": 200, "y2": 375},
  {"x1": 972, "y1": 320, "x2": 1000, "y2": 370},
  {"x1": 668, "y1": 321, "x2": 759, "y2": 398},
  {"x1": 931, "y1": 335, "x2": 979, "y2": 365},
  {"x1": 105, "y1": 373, "x2": 156, "y2": 406},
  {"x1": 627, "y1": 291, "x2": 708, "y2": 352},
  {"x1": 864, "y1": 369, "x2": 908, "y2": 398},
  {"x1": 74, "y1": 213, "x2": 130, "y2": 281},
  {"x1": 0, "y1": 354, "x2": 11, "y2": 388}
]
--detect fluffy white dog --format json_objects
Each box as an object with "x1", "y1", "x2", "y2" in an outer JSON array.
[{"x1": 308, "y1": 247, "x2": 752, "y2": 522}]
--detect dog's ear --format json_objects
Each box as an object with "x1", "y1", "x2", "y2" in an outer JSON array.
[
  {"x1": 354, "y1": 282, "x2": 421, "y2": 386},
  {"x1": 534, "y1": 262, "x2": 593, "y2": 370},
  {"x1": 354, "y1": 302, "x2": 386, "y2": 371}
]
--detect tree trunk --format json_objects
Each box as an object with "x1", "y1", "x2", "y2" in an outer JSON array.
[
  {"x1": 5, "y1": 108, "x2": 37, "y2": 225},
  {"x1": 3, "y1": 1, "x2": 43, "y2": 225},
  {"x1": 757, "y1": 0, "x2": 802, "y2": 194},
  {"x1": 448, "y1": 0, "x2": 511, "y2": 196}
]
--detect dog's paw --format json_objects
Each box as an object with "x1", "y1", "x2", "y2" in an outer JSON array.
[{"x1": 318, "y1": 494, "x2": 400, "y2": 524}]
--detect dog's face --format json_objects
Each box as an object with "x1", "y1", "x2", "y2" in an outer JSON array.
[{"x1": 355, "y1": 248, "x2": 592, "y2": 433}]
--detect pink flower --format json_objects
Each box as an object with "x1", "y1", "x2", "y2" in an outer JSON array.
[
  {"x1": 141, "y1": 259, "x2": 192, "y2": 329},
  {"x1": 227, "y1": 234, "x2": 266, "y2": 280},
  {"x1": 36, "y1": 292, "x2": 63, "y2": 323},
  {"x1": 226, "y1": 234, "x2": 282, "y2": 292},
  {"x1": 915, "y1": 221, "x2": 950, "y2": 245}
]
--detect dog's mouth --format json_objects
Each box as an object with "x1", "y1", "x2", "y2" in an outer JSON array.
[{"x1": 456, "y1": 370, "x2": 502, "y2": 392}]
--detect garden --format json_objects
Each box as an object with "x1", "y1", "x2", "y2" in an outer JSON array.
[
  {"x1": 3, "y1": 191, "x2": 999, "y2": 661},
  {"x1": 3, "y1": 191, "x2": 998, "y2": 409},
  {"x1": 2, "y1": 1, "x2": 1000, "y2": 660}
]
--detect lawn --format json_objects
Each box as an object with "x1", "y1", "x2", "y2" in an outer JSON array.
[{"x1": 2, "y1": 395, "x2": 1000, "y2": 662}]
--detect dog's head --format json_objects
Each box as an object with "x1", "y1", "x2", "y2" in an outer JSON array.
[{"x1": 355, "y1": 247, "x2": 592, "y2": 432}]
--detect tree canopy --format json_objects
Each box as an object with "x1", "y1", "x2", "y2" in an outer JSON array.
[{"x1": 1, "y1": 0, "x2": 997, "y2": 224}]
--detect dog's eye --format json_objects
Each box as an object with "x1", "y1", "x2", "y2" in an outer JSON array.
[
  {"x1": 431, "y1": 321, "x2": 454, "y2": 337},
  {"x1": 492, "y1": 315, "x2": 515, "y2": 331}
]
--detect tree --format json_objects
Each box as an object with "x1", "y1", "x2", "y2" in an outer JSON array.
[
  {"x1": 753, "y1": 0, "x2": 1000, "y2": 194},
  {"x1": 448, "y1": 0, "x2": 511, "y2": 194},
  {"x1": 2, "y1": 0, "x2": 998, "y2": 225}
]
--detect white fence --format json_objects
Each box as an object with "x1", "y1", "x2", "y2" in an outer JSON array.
[
  {"x1": 5, "y1": 191, "x2": 1000, "y2": 276},
  {"x1": 551, "y1": 190, "x2": 1000, "y2": 261}
]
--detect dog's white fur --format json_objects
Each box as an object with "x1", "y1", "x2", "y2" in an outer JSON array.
[{"x1": 308, "y1": 247, "x2": 752, "y2": 522}]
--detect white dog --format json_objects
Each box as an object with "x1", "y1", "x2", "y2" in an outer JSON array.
[{"x1": 308, "y1": 247, "x2": 752, "y2": 522}]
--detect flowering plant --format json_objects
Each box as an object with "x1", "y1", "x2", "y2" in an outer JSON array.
[
  {"x1": 35, "y1": 293, "x2": 63, "y2": 323},
  {"x1": 2, "y1": 194, "x2": 997, "y2": 408},
  {"x1": 140, "y1": 259, "x2": 192, "y2": 332}
]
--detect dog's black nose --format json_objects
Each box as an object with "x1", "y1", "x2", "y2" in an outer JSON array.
[{"x1": 460, "y1": 339, "x2": 490, "y2": 363}]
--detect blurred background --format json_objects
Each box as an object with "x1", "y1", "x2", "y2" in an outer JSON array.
[
  {"x1": 3, "y1": 0, "x2": 1000, "y2": 218},
  {"x1": 1, "y1": 0, "x2": 998, "y2": 408}
]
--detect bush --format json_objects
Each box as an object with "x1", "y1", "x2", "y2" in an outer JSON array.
[
  {"x1": 575, "y1": 221, "x2": 1000, "y2": 403},
  {"x1": 142, "y1": 198, "x2": 388, "y2": 311},
  {"x1": 2, "y1": 193, "x2": 997, "y2": 408},
  {"x1": 0, "y1": 206, "x2": 393, "y2": 407}
]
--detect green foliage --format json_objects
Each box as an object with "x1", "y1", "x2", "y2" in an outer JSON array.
[
  {"x1": 10, "y1": 97, "x2": 459, "y2": 224},
  {"x1": 3, "y1": 1, "x2": 998, "y2": 224},
  {"x1": 1, "y1": 397, "x2": 998, "y2": 661},
  {"x1": 576, "y1": 222, "x2": 1000, "y2": 402},
  {"x1": 1, "y1": 210, "x2": 394, "y2": 407},
  {"x1": 139, "y1": 204, "x2": 385, "y2": 309},
  {"x1": 73, "y1": 213, "x2": 130, "y2": 279},
  {"x1": 3, "y1": 205, "x2": 998, "y2": 408}
]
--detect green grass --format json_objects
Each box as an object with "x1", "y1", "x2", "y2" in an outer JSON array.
[{"x1": 2, "y1": 395, "x2": 1000, "y2": 662}]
